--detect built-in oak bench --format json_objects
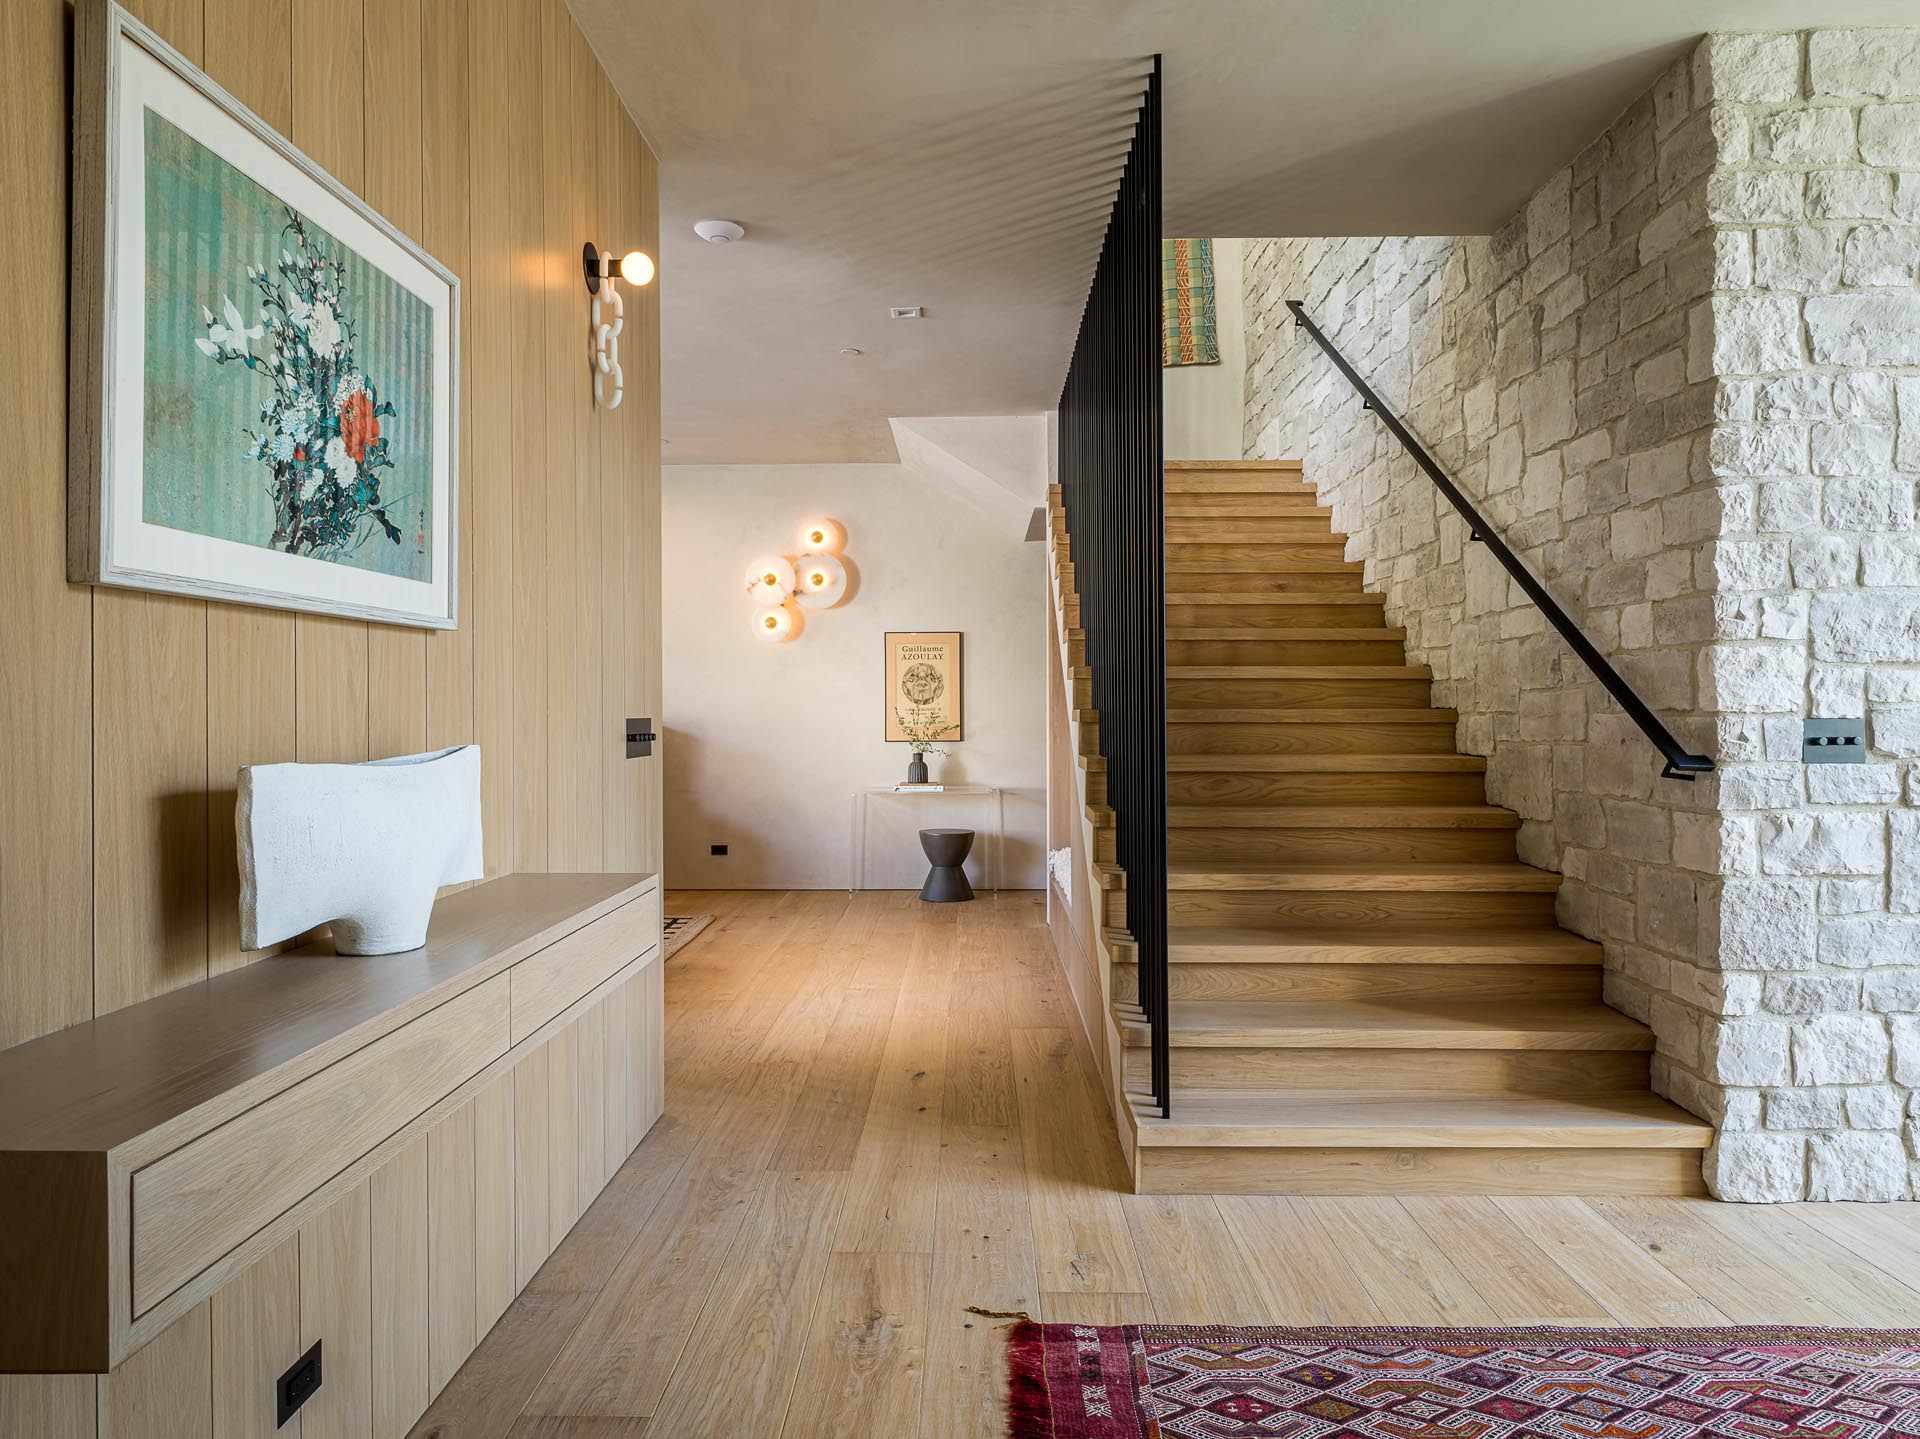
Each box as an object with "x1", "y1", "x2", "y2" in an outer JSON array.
[{"x1": 0, "y1": 872, "x2": 661, "y2": 1375}]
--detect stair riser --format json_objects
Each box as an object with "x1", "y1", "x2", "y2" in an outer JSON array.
[
  {"x1": 1168, "y1": 677, "x2": 1432, "y2": 708},
  {"x1": 1132, "y1": 1146, "x2": 1707, "y2": 1197},
  {"x1": 1159, "y1": 892, "x2": 1559, "y2": 927},
  {"x1": 1167, "y1": 543, "x2": 1353, "y2": 571},
  {"x1": 1169, "y1": 722, "x2": 1460, "y2": 755},
  {"x1": 1166, "y1": 603, "x2": 1386, "y2": 628},
  {"x1": 1165, "y1": 498, "x2": 1328, "y2": 516},
  {"x1": 1169, "y1": 639, "x2": 1408, "y2": 666},
  {"x1": 1167, "y1": 519, "x2": 1340, "y2": 542},
  {"x1": 1113, "y1": 962, "x2": 1597, "y2": 1004},
  {"x1": 1168, "y1": 572, "x2": 1368, "y2": 596},
  {"x1": 1123, "y1": 1048, "x2": 1652, "y2": 1093},
  {"x1": 1166, "y1": 774, "x2": 1488, "y2": 805},
  {"x1": 1165, "y1": 475, "x2": 1310, "y2": 494},
  {"x1": 1167, "y1": 827, "x2": 1517, "y2": 864}
]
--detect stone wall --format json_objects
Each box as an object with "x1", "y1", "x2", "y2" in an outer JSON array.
[{"x1": 1242, "y1": 28, "x2": 1920, "y2": 1201}]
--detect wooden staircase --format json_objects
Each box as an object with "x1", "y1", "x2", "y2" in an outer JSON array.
[{"x1": 1069, "y1": 461, "x2": 1712, "y2": 1196}]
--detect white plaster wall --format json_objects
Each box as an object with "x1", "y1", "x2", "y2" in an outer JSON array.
[
  {"x1": 662, "y1": 463, "x2": 1047, "y2": 890},
  {"x1": 1166, "y1": 237, "x2": 1248, "y2": 460}
]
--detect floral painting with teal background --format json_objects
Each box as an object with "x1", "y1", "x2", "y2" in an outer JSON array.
[{"x1": 142, "y1": 108, "x2": 435, "y2": 581}]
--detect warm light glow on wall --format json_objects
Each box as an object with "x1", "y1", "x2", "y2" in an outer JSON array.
[
  {"x1": 793, "y1": 553, "x2": 847, "y2": 609},
  {"x1": 797, "y1": 516, "x2": 845, "y2": 555}
]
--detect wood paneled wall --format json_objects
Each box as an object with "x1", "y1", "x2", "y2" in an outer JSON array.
[{"x1": 0, "y1": 0, "x2": 662, "y2": 1049}]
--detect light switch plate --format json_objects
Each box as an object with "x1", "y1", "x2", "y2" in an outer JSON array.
[{"x1": 1803, "y1": 717, "x2": 1866, "y2": 764}]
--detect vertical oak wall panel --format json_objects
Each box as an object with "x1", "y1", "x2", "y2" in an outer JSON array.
[
  {"x1": 0, "y1": 0, "x2": 663, "y2": 1048},
  {"x1": 297, "y1": 1181, "x2": 373, "y2": 1439}
]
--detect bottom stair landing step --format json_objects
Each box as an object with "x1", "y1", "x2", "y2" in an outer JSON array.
[{"x1": 1125, "y1": 1089, "x2": 1712, "y2": 1149}]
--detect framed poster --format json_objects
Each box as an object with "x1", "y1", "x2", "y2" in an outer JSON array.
[
  {"x1": 885, "y1": 632, "x2": 963, "y2": 742},
  {"x1": 68, "y1": 0, "x2": 460, "y2": 628}
]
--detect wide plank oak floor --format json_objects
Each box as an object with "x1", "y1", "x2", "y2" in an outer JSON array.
[{"x1": 412, "y1": 889, "x2": 1920, "y2": 1439}]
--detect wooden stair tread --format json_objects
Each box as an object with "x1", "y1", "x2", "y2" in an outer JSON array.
[
  {"x1": 1168, "y1": 708, "x2": 1456, "y2": 725},
  {"x1": 1165, "y1": 460, "x2": 1304, "y2": 470},
  {"x1": 1168, "y1": 627, "x2": 1404, "y2": 641},
  {"x1": 1165, "y1": 593, "x2": 1385, "y2": 606},
  {"x1": 1168, "y1": 753, "x2": 1483, "y2": 772},
  {"x1": 1128, "y1": 1089, "x2": 1711, "y2": 1148},
  {"x1": 1166, "y1": 862, "x2": 1560, "y2": 893},
  {"x1": 1169, "y1": 665, "x2": 1431, "y2": 680},
  {"x1": 1122, "y1": 998, "x2": 1654, "y2": 1050},
  {"x1": 1159, "y1": 923, "x2": 1601, "y2": 965},
  {"x1": 1166, "y1": 806, "x2": 1518, "y2": 829}
]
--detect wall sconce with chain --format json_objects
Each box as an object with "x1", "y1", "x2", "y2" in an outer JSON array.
[{"x1": 582, "y1": 242, "x2": 654, "y2": 411}]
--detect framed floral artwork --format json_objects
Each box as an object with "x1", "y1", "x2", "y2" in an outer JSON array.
[{"x1": 69, "y1": 0, "x2": 460, "y2": 628}]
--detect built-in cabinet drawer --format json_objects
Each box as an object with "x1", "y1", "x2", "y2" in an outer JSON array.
[
  {"x1": 510, "y1": 889, "x2": 661, "y2": 1042},
  {"x1": 130, "y1": 974, "x2": 510, "y2": 1315}
]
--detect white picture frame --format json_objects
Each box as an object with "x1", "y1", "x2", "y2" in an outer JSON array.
[{"x1": 69, "y1": 0, "x2": 461, "y2": 629}]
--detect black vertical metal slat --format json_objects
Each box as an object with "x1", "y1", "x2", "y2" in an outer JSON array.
[{"x1": 1058, "y1": 59, "x2": 1167, "y2": 1117}]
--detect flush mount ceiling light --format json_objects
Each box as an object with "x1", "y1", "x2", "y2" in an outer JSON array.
[
  {"x1": 889, "y1": 305, "x2": 924, "y2": 319},
  {"x1": 743, "y1": 554, "x2": 795, "y2": 600},
  {"x1": 753, "y1": 604, "x2": 798, "y2": 642},
  {"x1": 693, "y1": 219, "x2": 746, "y2": 244},
  {"x1": 793, "y1": 554, "x2": 847, "y2": 609},
  {"x1": 797, "y1": 516, "x2": 845, "y2": 555}
]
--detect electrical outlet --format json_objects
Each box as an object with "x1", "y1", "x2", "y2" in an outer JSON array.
[
  {"x1": 710, "y1": 843, "x2": 728, "y2": 856},
  {"x1": 277, "y1": 1340, "x2": 322, "y2": 1427}
]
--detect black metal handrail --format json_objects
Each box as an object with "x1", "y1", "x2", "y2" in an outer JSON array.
[
  {"x1": 1060, "y1": 59, "x2": 1168, "y2": 1116},
  {"x1": 1287, "y1": 300, "x2": 1713, "y2": 782}
]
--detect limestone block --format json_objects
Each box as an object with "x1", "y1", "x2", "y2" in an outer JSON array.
[
  {"x1": 1824, "y1": 477, "x2": 1914, "y2": 529},
  {"x1": 1805, "y1": 294, "x2": 1920, "y2": 365},
  {"x1": 1707, "y1": 171, "x2": 1803, "y2": 226},
  {"x1": 1699, "y1": 33, "x2": 1803, "y2": 104},
  {"x1": 1807, "y1": 1130, "x2": 1909, "y2": 1200},
  {"x1": 1704, "y1": 1131, "x2": 1804, "y2": 1201},
  {"x1": 1757, "y1": 106, "x2": 1858, "y2": 163},
  {"x1": 1895, "y1": 813, "x2": 1920, "y2": 913},
  {"x1": 1860, "y1": 103, "x2": 1920, "y2": 166},
  {"x1": 1699, "y1": 644, "x2": 1804, "y2": 713},
  {"x1": 1709, "y1": 879, "x2": 1818, "y2": 971},
  {"x1": 1823, "y1": 916, "x2": 1920, "y2": 968},
  {"x1": 1761, "y1": 813, "x2": 1888, "y2": 878},
  {"x1": 1810, "y1": 29, "x2": 1920, "y2": 99},
  {"x1": 1808, "y1": 170, "x2": 1893, "y2": 220},
  {"x1": 1811, "y1": 594, "x2": 1920, "y2": 663},
  {"x1": 1842, "y1": 224, "x2": 1920, "y2": 286},
  {"x1": 1753, "y1": 226, "x2": 1840, "y2": 291},
  {"x1": 1792, "y1": 1013, "x2": 1890, "y2": 1083}
]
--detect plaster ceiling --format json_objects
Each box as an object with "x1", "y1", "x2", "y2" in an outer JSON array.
[{"x1": 571, "y1": 0, "x2": 1920, "y2": 463}]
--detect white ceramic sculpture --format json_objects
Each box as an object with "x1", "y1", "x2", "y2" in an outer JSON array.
[{"x1": 237, "y1": 745, "x2": 484, "y2": 955}]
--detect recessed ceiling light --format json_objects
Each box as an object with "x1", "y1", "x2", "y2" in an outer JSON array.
[
  {"x1": 839, "y1": 347, "x2": 863, "y2": 356},
  {"x1": 889, "y1": 305, "x2": 924, "y2": 319},
  {"x1": 693, "y1": 219, "x2": 746, "y2": 244}
]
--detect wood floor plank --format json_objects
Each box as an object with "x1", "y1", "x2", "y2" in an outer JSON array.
[
  {"x1": 778, "y1": 1252, "x2": 929, "y2": 1439},
  {"x1": 1584, "y1": 1196, "x2": 1841, "y2": 1324},
  {"x1": 1011, "y1": 1027, "x2": 1145, "y2": 1294},
  {"x1": 525, "y1": 1059, "x2": 810, "y2": 1419},
  {"x1": 645, "y1": 1171, "x2": 845, "y2": 1439},
  {"x1": 411, "y1": 1289, "x2": 594, "y2": 1439},
  {"x1": 1399, "y1": 1196, "x2": 1612, "y2": 1323},
  {"x1": 1037, "y1": 1292, "x2": 1156, "y2": 1325},
  {"x1": 921, "y1": 1126, "x2": 1040, "y2": 1439},
  {"x1": 1123, "y1": 1194, "x2": 1278, "y2": 1324},
  {"x1": 1489, "y1": 1196, "x2": 1727, "y2": 1326},
  {"x1": 1299, "y1": 1196, "x2": 1499, "y2": 1324},
  {"x1": 1790, "y1": 1202, "x2": 1920, "y2": 1301},
  {"x1": 1679, "y1": 1199, "x2": 1920, "y2": 1326},
  {"x1": 1214, "y1": 1196, "x2": 1386, "y2": 1325}
]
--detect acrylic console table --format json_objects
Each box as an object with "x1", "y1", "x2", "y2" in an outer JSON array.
[{"x1": 848, "y1": 784, "x2": 1007, "y2": 895}]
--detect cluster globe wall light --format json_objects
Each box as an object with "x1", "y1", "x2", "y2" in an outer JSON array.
[{"x1": 746, "y1": 521, "x2": 851, "y2": 641}]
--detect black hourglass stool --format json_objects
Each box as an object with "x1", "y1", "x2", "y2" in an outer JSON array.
[{"x1": 917, "y1": 828, "x2": 975, "y2": 903}]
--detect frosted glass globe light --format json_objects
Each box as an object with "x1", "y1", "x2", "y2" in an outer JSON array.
[
  {"x1": 753, "y1": 604, "x2": 797, "y2": 642},
  {"x1": 618, "y1": 249, "x2": 655, "y2": 285},
  {"x1": 797, "y1": 516, "x2": 845, "y2": 555},
  {"x1": 743, "y1": 554, "x2": 795, "y2": 599},
  {"x1": 794, "y1": 553, "x2": 847, "y2": 609}
]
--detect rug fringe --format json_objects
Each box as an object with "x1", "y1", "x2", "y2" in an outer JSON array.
[{"x1": 1005, "y1": 1319, "x2": 1054, "y2": 1438}]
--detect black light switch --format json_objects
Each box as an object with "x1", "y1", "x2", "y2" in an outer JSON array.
[{"x1": 625, "y1": 717, "x2": 657, "y2": 759}]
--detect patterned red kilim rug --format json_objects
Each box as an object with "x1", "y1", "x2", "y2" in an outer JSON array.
[{"x1": 1006, "y1": 1322, "x2": 1920, "y2": 1438}]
